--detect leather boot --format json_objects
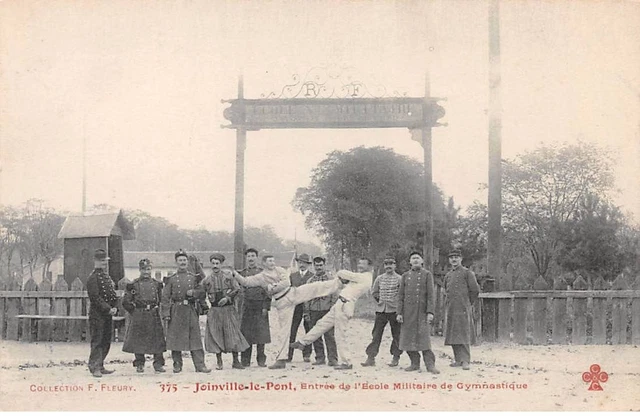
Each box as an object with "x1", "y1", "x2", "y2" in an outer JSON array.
[
  {"x1": 361, "y1": 357, "x2": 376, "y2": 367},
  {"x1": 232, "y1": 352, "x2": 245, "y2": 369},
  {"x1": 425, "y1": 362, "x2": 440, "y2": 374},
  {"x1": 388, "y1": 356, "x2": 400, "y2": 367},
  {"x1": 405, "y1": 352, "x2": 420, "y2": 371},
  {"x1": 404, "y1": 364, "x2": 420, "y2": 372}
]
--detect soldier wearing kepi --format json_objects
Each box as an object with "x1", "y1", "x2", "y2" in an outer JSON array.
[
  {"x1": 161, "y1": 249, "x2": 211, "y2": 373},
  {"x1": 86, "y1": 249, "x2": 118, "y2": 378},
  {"x1": 122, "y1": 258, "x2": 167, "y2": 373},
  {"x1": 202, "y1": 253, "x2": 249, "y2": 370},
  {"x1": 443, "y1": 249, "x2": 480, "y2": 370},
  {"x1": 362, "y1": 255, "x2": 403, "y2": 367},
  {"x1": 397, "y1": 251, "x2": 440, "y2": 374},
  {"x1": 240, "y1": 248, "x2": 271, "y2": 367}
]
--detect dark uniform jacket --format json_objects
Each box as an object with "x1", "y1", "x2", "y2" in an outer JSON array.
[
  {"x1": 122, "y1": 276, "x2": 166, "y2": 354},
  {"x1": 241, "y1": 266, "x2": 270, "y2": 310},
  {"x1": 397, "y1": 267, "x2": 435, "y2": 351},
  {"x1": 240, "y1": 266, "x2": 271, "y2": 344},
  {"x1": 202, "y1": 271, "x2": 241, "y2": 307},
  {"x1": 443, "y1": 265, "x2": 480, "y2": 345},
  {"x1": 86, "y1": 268, "x2": 118, "y2": 317},
  {"x1": 161, "y1": 269, "x2": 206, "y2": 351}
]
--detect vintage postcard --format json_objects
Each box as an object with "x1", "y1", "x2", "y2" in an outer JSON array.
[{"x1": 0, "y1": 0, "x2": 639, "y2": 412}]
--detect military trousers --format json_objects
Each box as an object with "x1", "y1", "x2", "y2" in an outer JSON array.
[
  {"x1": 365, "y1": 311, "x2": 402, "y2": 359},
  {"x1": 308, "y1": 310, "x2": 337, "y2": 363},
  {"x1": 451, "y1": 344, "x2": 471, "y2": 363},
  {"x1": 287, "y1": 304, "x2": 312, "y2": 360},
  {"x1": 407, "y1": 350, "x2": 436, "y2": 368},
  {"x1": 298, "y1": 299, "x2": 355, "y2": 366},
  {"x1": 171, "y1": 350, "x2": 206, "y2": 371},
  {"x1": 134, "y1": 353, "x2": 165, "y2": 370},
  {"x1": 241, "y1": 344, "x2": 266, "y2": 366},
  {"x1": 88, "y1": 313, "x2": 112, "y2": 373}
]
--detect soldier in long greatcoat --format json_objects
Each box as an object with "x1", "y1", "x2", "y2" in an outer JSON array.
[
  {"x1": 122, "y1": 258, "x2": 166, "y2": 373},
  {"x1": 396, "y1": 251, "x2": 440, "y2": 374},
  {"x1": 443, "y1": 249, "x2": 480, "y2": 370},
  {"x1": 161, "y1": 249, "x2": 211, "y2": 373}
]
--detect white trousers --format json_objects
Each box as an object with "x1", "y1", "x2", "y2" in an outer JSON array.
[
  {"x1": 298, "y1": 299, "x2": 355, "y2": 366},
  {"x1": 272, "y1": 279, "x2": 341, "y2": 361}
]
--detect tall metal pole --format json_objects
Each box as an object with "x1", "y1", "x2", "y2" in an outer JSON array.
[
  {"x1": 423, "y1": 72, "x2": 434, "y2": 271},
  {"x1": 233, "y1": 75, "x2": 246, "y2": 270},
  {"x1": 488, "y1": 0, "x2": 503, "y2": 280}
]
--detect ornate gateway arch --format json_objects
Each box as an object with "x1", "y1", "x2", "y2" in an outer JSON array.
[{"x1": 222, "y1": 67, "x2": 446, "y2": 269}]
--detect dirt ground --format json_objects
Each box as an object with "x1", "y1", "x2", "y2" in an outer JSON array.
[{"x1": 1, "y1": 315, "x2": 638, "y2": 411}]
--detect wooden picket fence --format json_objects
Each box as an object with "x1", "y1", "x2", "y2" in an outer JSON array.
[
  {"x1": 479, "y1": 273, "x2": 640, "y2": 345},
  {"x1": 0, "y1": 276, "x2": 126, "y2": 342}
]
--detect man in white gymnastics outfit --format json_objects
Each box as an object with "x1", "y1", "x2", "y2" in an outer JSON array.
[
  {"x1": 231, "y1": 255, "x2": 342, "y2": 369},
  {"x1": 290, "y1": 257, "x2": 374, "y2": 370}
]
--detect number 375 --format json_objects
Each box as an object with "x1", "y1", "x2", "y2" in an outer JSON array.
[{"x1": 160, "y1": 383, "x2": 178, "y2": 393}]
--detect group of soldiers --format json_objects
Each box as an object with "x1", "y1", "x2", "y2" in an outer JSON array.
[{"x1": 85, "y1": 246, "x2": 480, "y2": 377}]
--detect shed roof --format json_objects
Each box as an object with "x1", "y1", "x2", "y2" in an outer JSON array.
[{"x1": 58, "y1": 211, "x2": 135, "y2": 240}]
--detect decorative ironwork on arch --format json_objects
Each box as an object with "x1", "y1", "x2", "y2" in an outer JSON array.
[{"x1": 259, "y1": 65, "x2": 408, "y2": 99}]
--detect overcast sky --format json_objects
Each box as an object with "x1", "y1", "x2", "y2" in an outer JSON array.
[{"x1": 1, "y1": 0, "x2": 638, "y2": 246}]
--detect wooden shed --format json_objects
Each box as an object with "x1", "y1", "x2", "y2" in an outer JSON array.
[{"x1": 58, "y1": 211, "x2": 135, "y2": 285}]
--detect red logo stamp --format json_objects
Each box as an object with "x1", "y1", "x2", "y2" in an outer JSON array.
[{"x1": 582, "y1": 364, "x2": 608, "y2": 391}]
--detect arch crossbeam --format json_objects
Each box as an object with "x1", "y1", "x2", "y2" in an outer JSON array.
[{"x1": 222, "y1": 74, "x2": 446, "y2": 270}]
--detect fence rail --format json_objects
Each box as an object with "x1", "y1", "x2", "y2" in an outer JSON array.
[
  {"x1": 479, "y1": 274, "x2": 640, "y2": 345},
  {"x1": 4, "y1": 271, "x2": 640, "y2": 346},
  {"x1": 0, "y1": 276, "x2": 127, "y2": 342}
]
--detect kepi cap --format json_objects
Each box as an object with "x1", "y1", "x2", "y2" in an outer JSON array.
[
  {"x1": 448, "y1": 249, "x2": 462, "y2": 258},
  {"x1": 210, "y1": 253, "x2": 225, "y2": 263},
  {"x1": 409, "y1": 250, "x2": 423, "y2": 259},
  {"x1": 174, "y1": 249, "x2": 188, "y2": 260},
  {"x1": 139, "y1": 258, "x2": 152, "y2": 269}
]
